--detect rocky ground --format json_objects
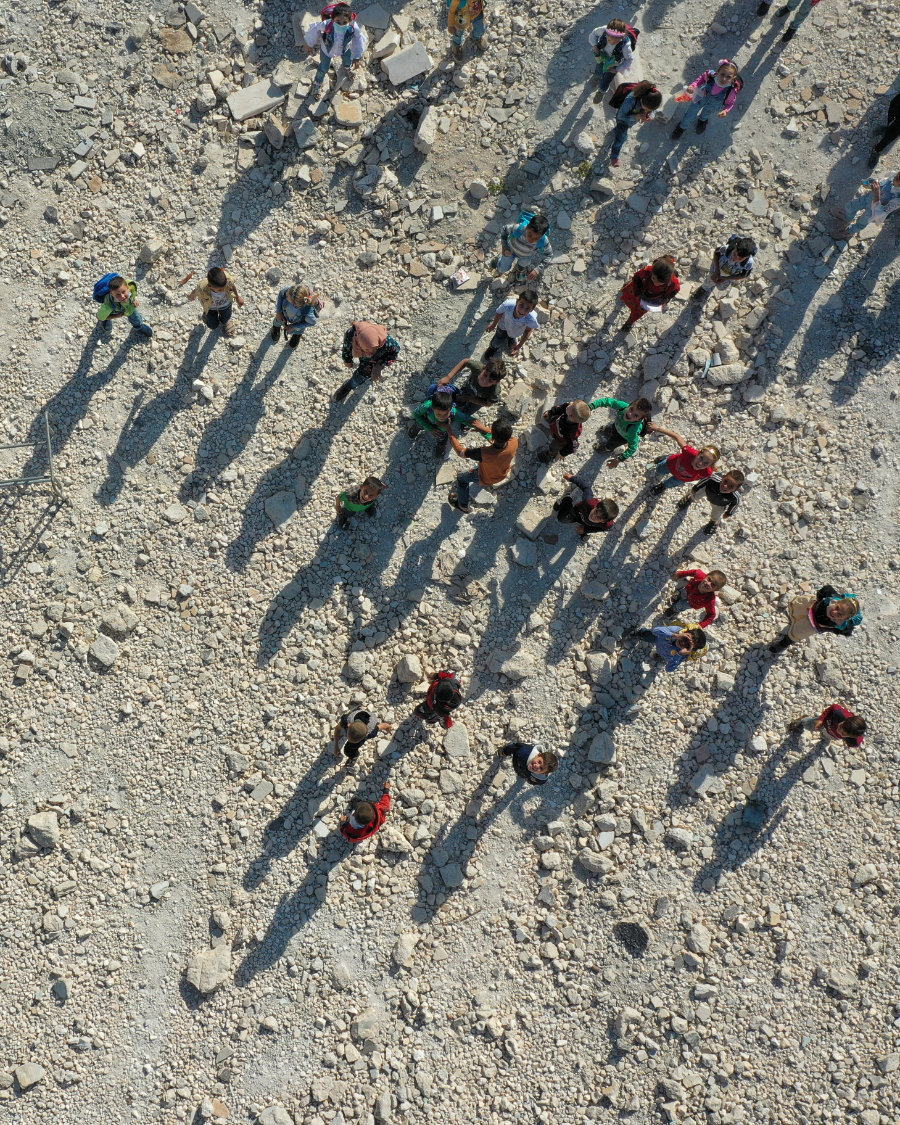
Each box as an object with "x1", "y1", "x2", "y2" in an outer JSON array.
[{"x1": 0, "y1": 0, "x2": 899, "y2": 1122}]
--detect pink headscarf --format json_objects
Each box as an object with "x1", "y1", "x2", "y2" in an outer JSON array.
[{"x1": 352, "y1": 321, "x2": 388, "y2": 358}]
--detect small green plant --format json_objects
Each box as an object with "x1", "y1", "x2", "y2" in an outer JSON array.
[
  {"x1": 488, "y1": 177, "x2": 507, "y2": 195},
  {"x1": 576, "y1": 160, "x2": 593, "y2": 181}
]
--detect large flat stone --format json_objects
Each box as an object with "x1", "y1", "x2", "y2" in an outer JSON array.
[
  {"x1": 357, "y1": 3, "x2": 391, "y2": 28},
  {"x1": 226, "y1": 81, "x2": 286, "y2": 123},
  {"x1": 515, "y1": 498, "x2": 547, "y2": 540},
  {"x1": 382, "y1": 42, "x2": 432, "y2": 86},
  {"x1": 414, "y1": 105, "x2": 438, "y2": 154},
  {"x1": 265, "y1": 490, "x2": 297, "y2": 527}
]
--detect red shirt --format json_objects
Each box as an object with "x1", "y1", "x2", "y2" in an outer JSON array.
[
  {"x1": 676, "y1": 568, "x2": 718, "y2": 629},
  {"x1": 818, "y1": 704, "x2": 863, "y2": 748},
  {"x1": 340, "y1": 791, "x2": 390, "y2": 843},
  {"x1": 666, "y1": 446, "x2": 714, "y2": 483}
]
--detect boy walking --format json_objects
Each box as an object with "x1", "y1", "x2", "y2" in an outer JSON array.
[
  {"x1": 447, "y1": 0, "x2": 487, "y2": 60},
  {"x1": 188, "y1": 266, "x2": 244, "y2": 337},
  {"x1": 538, "y1": 400, "x2": 591, "y2": 464},
  {"x1": 678, "y1": 469, "x2": 744, "y2": 535},
  {"x1": 340, "y1": 783, "x2": 391, "y2": 843},
  {"x1": 447, "y1": 420, "x2": 518, "y2": 512},
  {"x1": 692, "y1": 235, "x2": 757, "y2": 302},
  {"x1": 415, "y1": 670, "x2": 463, "y2": 728},
  {"x1": 333, "y1": 707, "x2": 393, "y2": 762},
  {"x1": 483, "y1": 289, "x2": 540, "y2": 359},
  {"x1": 95, "y1": 274, "x2": 153, "y2": 339},
  {"x1": 335, "y1": 476, "x2": 386, "y2": 529}
]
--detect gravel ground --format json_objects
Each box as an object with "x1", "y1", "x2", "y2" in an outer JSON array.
[{"x1": 0, "y1": 0, "x2": 898, "y2": 1123}]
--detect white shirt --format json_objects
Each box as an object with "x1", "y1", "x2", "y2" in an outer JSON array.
[{"x1": 496, "y1": 298, "x2": 539, "y2": 339}]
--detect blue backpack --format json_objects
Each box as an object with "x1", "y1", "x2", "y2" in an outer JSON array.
[{"x1": 93, "y1": 272, "x2": 119, "y2": 303}]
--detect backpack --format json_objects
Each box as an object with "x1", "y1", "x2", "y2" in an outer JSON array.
[
  {"x1": 703, "y1": 68, "x2": 743, "y2": 96},
  {"x1": 609, "y1": 81, "x2": 639, "y2": 109},
  {"x1": 92, "y1": 272, "x2": 118, "y2": 303},
  {"x1": 510, "y1": 209, "x2": 550, "y2": 252}
]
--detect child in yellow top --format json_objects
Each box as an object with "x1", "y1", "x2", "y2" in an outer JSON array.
[{"x1": 187, "y1": 267, "x2": 244, "y2": 337}]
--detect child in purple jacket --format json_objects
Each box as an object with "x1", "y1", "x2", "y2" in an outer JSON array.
[{"x1": 672, "y1": 60, "x2": 742, "y2": 138}]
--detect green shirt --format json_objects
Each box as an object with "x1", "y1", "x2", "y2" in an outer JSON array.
[
  {"x1": 97, "y1": 280, "x2": 138, "y2": 321},
  {"x1": 589, "y1": 396, "x2": 646, "y2": 461},
  {"x1": 413, "y1": 399, "x2": 475, "y2": 433}
]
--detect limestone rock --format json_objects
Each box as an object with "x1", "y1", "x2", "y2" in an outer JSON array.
[
  {"x1": 14, "y1": 1063, "x2": 46, "y2": 1091},
  {"x1": 393, "y1": 933, "x2": 419, "y2": 967},
  {"x1": 185, "y1": 944, "x2": 231, "y2": 994},
  {"x1": 26, "y1": 812, "x2": 60, "y2": 849},
  {"x1": 394, "y1": 654, "x2": 422, "y2": 683}
]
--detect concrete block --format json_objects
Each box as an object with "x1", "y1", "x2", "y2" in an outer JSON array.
[
  {"x1": 382, "y1": 41, "x2": 432, "y2": 86},
  {"x1": 357, "y1": 3, "x2": 390, "y2": 28},
  {"x1": 226, "y1": 80, "x2": 286, "y2": 123},
  {"x1": 414, "y1": 105, "x2": 438, "y2": 154},
  {"x1": 138, "y1": 238, "x2": 165, "y2": 264},
  {"x1": 292, "y1": 119, "x2": 320, "y2": 149},
  {"x1": 373, "y1": 28, "x2": 401, "y2": 59},
  {"x1": 263, "y1": 113, "x2": 285, "y2": 149},
  {"x1": 333, "y1": 97, "x2": 363, "y2": 128},
  {"x1": 515, "y1": 499, "x2": 547, "y2": 540}
]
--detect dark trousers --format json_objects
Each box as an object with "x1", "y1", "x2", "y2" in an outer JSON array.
[
  {"x1": 206, "y1": 303, "x2": 233, "y2": 328},
  {"x1": 873, "y1": 92, "x2": 900, "y2": 155},
  {"x1": 598, "y1": 423, "x2": 626, "y2": 452},
  {"x1": 485, "y1": 327, "x2": 515, "y2": 358}
]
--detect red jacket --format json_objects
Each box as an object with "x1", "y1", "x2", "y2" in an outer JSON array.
[
  {"x1": 665, "y1": 446, "x2": 714, "y2": 484},
  {"x1": 340, "y1": 791, "x2": 390, "y2": 843},
  {"x1": 677, "y1": 569, "x2": 718, "y2": 629},
  {"x1": 818, "y1": 704, "x2": 863, "y2": 748},
  {"x1": 425, "y1": 671, "x2": 463, "y2": 729}
]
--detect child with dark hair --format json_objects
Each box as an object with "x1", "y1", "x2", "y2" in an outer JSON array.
[
  {"x1": 589, "y1": 396, "x2": 680, "y2": 467},
  {"x1": 305, "y1": 3, "x2": 368, "y2": 95},
  {"x1": 678, "y1": 469, "x2": 745, "y2": 534},
  {"x1": 607, "y1": 80, "x2": 662, "y2": 167},
  {"x1": 496, "y1": 212, "x2": 552, "y2": 282},
  {"x1": 769, "y1": 586, "x2": 862, "y2": 654},
  {"x1": 650, "y1": 432, "x2": 719, "y2": 494},
  {"x1": 554, "y1": 474, "x2": 619, "y2": 536},
  {"x1": 692, "y1": 235, "x2": 757, "y2": 301},
  {"x1": 409, "y1": 391, "x2": 489, "y2": 459},
  {"x1": 415, "y1": 670, "x2": 463, "y2": 728},
  {"x1": 588, "y1": 18, "x2": 635, "y2": 99},
  {"x1": 868, "y1": 89, "x2": 900, "y2": 168},
  {"x1": 538, "y1": 400, "x2": 591, "y2": 463},
  {"x1": 335, "y1": 475, "x2": 386, "y2": 529},
  {"x1": 436, "y1": 355, "x2": 506, "y2": 419},
  {"x1": 188, "y1": 266, "x2": 244, "y2": 336},
  {"x1": 340, "y1": 782, "x2": 391, "y2": 843},
  {"x1": 632, "y1": 623, "x2": 707, "y2": 672},
  {"x1": 95, "y1": 274, "x2": 153, "y2": 338},
  {"x1": 483, "y1": 290, "x2": 540, "y2": 358},
  {"x1": 271, "y1": 284, "x2": 323, "y2": 348},
  {"x1": 664, "y1": 568, "x2": 726, "y2": 629},
  {"x1": 500, "y1": 742, "x2": 559, "y2": 785},
  {"x1": 447, "y1": 420, "x2": 517, "y2": 512},
  {"x1": 619, "y1": 257, "x2": 680, "y2": 331},
  {"x1": 672, "y1": 60, "x2": 742, "y2": 137},
  {"x1": 334, "y1": 321, "x2": 401, "y2": 402},
  {"x1": 333, "y1": 707, "x2": 393, "y2": 762},
  {"x1": 789, "y1": 705, "x2": 866, "y2": 748}
]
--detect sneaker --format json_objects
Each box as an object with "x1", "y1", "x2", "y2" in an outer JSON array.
[
  {"x1": 695, "y1": 118, "x2": 708, "y2": 134},
  {"x1": 610, "y1": 157, "x2": 621, "y2": 167},
  {"x1": 702, "y1": 520, "x2": 718, "y2": 536},
  {"x1": 451, "y1": 42, "x2": 463, "y2": 61},
  {"x1": 781, "y1": 25, "x2": 796, "y2": 39},
  {"x1": 472, "y1": 35, "x2": 487, "y2": 52},
  {"x1": 434, "y1": 438, "x2": 448, "y2": 459},
  {"x1": 333, "y1": 381, "x2": 352, "y2": 403},
  {"x1": 650, "y1": 482, "x2": 666, "y2": 496},
  {"x1": 618, "y1": 320, "x2": 633, "y2": 333},
  {"x1": 287, "y1": 334, "x2": 301, "y2": 349},
  {"x1": 593, "y1": 87, "x2": 606, "y2": 105},
  {"x1": 134, "y1": 324, "x2": 153, "y2": 338},
  {"x1": 671, "y1": 125, "x2": 685, "y2": 139},
  {"x1": 756, "y1": 0, "x2": 771, "y2": 13},
  {"x1": 407, "y1": 422, "x2": 422, "y2": 439},
  {"x1": 774, "y1": 3, "x2": 789, "y2": 14},
  {"x1": 269, "y1": 324, "x2": 280, "y2": 342},
  {"x1": 448, "y1": 492, "x2": 471, "y2": 514},
  {"x1": 537, "y1": 450, "x2": 553, "y2": 464},
  {"x1": 788, "y1": 718, "x2": 806, "y2": 733},
  {"x1": 676, "y1": 496, "x2": 692, "y2": 511}
]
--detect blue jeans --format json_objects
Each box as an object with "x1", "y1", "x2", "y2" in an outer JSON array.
[
  {"x1": 679, "y1": 90, "x2": 727, "y2": 129},
  {"x1": 315, "y1": 46, "x2": 352, "y2": 84},
  {"x1": 452, "y1": 12, "x2": 484, "y2": 44},
  {"x1": 654, "y1": 456, "x2": 682, "y2": 488},
  {"x1": 455, "y1": 467, "x2": 480, "y2": 507},
  {"x1": 593, "y1": 65, "x2": 617, "y2": 91},
  {"x1": 278, "y1": 320, "x2": 308, "y2": 339},
  {"x1": 609, "y1": 119, "x2": 635, "y2": 161},
  {"x1": 103, "y1": 310, "x2": 148, "y2": 331},
  {"x1": 497, "y1": 251, "x2": 534, "y2": 275}
]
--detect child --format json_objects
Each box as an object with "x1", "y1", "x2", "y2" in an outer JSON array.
[
  {"x1": 305, "y1": 3, "x2": 368, "y2": 95},
  {"x1": 436, "y1": 355, "x2": 506, "y2": 419},
  {"x1": 188, "y1": 266, "x2": 244, "y2": 337},
  {"x1": 483, "y1": 289, "x2": 540, "y2": 359},
  {"x1": 769, "y1": 586, "x2": 861, "y2": 654},
  {"x1": 678, "y1": 469, "x2": 745, "y2": 535},
  {"x1": 554, "y1": 474, "x2": 619, "y2": 537},
  {"x1": 496, "y1": 212, "x2": 551, "y2": 282},
  {"x1": 589, "y1": 396, "x2": 680, "y2": 467},
  {"x1": 789, "y1": 705, "x2": 866, "y2": 748},
  {"x1": 618, "y1": 257, "x2": 680, "y2": 331},
  {"x1": 447, "y1": 0, "x2": 487, "y2": 61},
  {"x1": 94, "y1": 274, "x2": 153, "y2": 339},
  {"x1": 868, "y1": 89, "x2": 900, "y2": 168},
  {"x1": 500, "y1": 742, "x2": 559, "y2": 786},
  {"x1": 415, "y1": 670, "x2": 463, "y2": 728},
  {"x1": 588, "y1": 19, "x2": 635, "y2": 99},
  {"x1": 756, "y1": 0, "x2": 823, "y2": 42},
  {"x1": 606, "y1": 80, "x2": 662, "y2": 167},
  {"x1": 834, "y1": 170, "x2": 900, "y2": 240},
  {"x1": 271, "y1": 284, "x2": 323, "y2": 348},
  {"x1": 672, "y1": 60, "x2": 742, "y2": 137},
  {"x1": 333, "y1": 707, "x2": 393, "y2": 761},
  {"x1": 538, "y1": 400, "x2": 591, "y2": 464},
  {"x1": 632, "y1": 623, "x2": 707, "y2": 672},
  {"x1": 650, "y1": 434, "x2": 719, "y2": 494},
  {"x1": 335, "y1": 475, "x2": 386, "y2": 529},
  {"x1": 664, "y1": 568, "x2": 726, "y2": 629},
  {"x1": 692, "y1": 235, "x2": 757, "y2": 302},
  {"x1": 340, "y1": 782, "x2": 391, "y2": 844},
  {"x1": 334, "y1": 321, "x2": 400, "y2": 403},
  {"x1": 409, "y1": 390, "x2": 490, "y2": 459},
  {"x1": 447, "y1": 420, "x2": 518, "y2": 511}
]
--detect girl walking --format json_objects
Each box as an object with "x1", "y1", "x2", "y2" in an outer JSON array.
[{"x1": 672, "y1": 60, "x2": 742, "y2": 138}]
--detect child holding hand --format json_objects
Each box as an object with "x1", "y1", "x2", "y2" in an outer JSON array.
[
  {"x1": 554, "y1": 474, "x2": 619, "y2": 537},
  {"x1": 650, "y1": 433, "x2": 719, "y2": 494},
  {"x1": 589, "y1": 396, "x2": 680, "y2": 467},
  {"x1": 665, "y1": 568, "x2": 726, "y2": 629},
  {"x1": 678, "y1": 469, "x2": 745, "y2": 535},
  {"x1": 618, "y1": 257, "x2": 680, "y2": 331},
  {"x1": 672, "y1": 60, "x2": 742, "y2": 138}
]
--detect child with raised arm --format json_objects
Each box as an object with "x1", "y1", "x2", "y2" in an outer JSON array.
[
  {"x1": 672, "y1": 60, "x2": 742, "y2": 138},
  {"x1": 553, "y1": 474, "x2": 619, "y2": 537},
  {"x1": 447, "y1": 420, "x2": 518, "y2": 512},
  {"x1": 589, "y1": 396, "x2": 680, "y2": 468},
  {"x1": 789, "y1": 705, "x2": 866, "y2": 748},
  {"x1": 678, "y1": 469, "x2": 745, "y2": 535},
  {"x1": 650, "y1": 433, "x2": 720, "y2": 494},
  {"x1": 664, "y1": 568, "x2": 726, "y2": 629}
]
